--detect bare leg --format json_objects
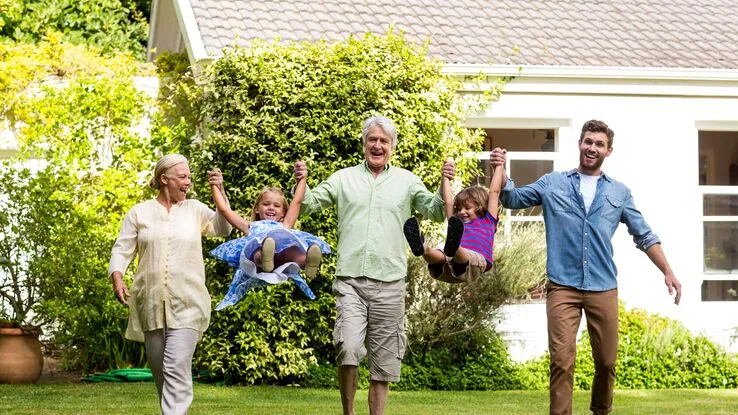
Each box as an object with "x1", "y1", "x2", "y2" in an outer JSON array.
[
  {"x1": 339, "y1": 365, "x2": 358, "y2": 415},
  {"x1": 422, "y1": 245, "x2": 446, "y2": 264},
  {"x1": 368, "y1": 380, "x2": 389, "y2": 415},
  {"x1": 452, "y1": 247, "x2": 471, "y2": 264},
  {"x1": 274, "y1": 246, "x2": 307, "y2": 268},
  {"x1": 252, "y1": 250, "x2": 262, "y2": 266}
]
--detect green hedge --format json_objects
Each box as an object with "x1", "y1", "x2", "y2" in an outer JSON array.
[
  {"x1": 519, "y1": 304, "x2": 738, "y2": 390},
  {"x1": 186, "y1": 32, "x2": 504, "y2": 384}
]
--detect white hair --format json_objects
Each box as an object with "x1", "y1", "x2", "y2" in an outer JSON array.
[
  {"x1": 361, "y1": 115, "x2": 398, "y2": 149},
  {"x1": 149, "y1": 154, "x2": 188, "y2": 189}
]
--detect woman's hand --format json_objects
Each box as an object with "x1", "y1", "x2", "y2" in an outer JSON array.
[{"x1": 111, "y1": 272, "x2": 129, "y2": 306}]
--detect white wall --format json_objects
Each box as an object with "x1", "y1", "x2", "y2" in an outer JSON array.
[{"x1": 479, "y1": 75, "x2": 738, "y2": 361}]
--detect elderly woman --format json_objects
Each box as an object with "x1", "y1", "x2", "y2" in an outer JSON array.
[
  {"x1": 294, "y1": 115, "x2": 455, "y2": 415},
  {"x1": 108, "y1": 154, "x2": 231, "y2": 415}
]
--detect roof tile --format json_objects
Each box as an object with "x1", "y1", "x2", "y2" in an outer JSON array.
[{"x1": 185, "y1": 0, "x2": 738, "y2": 69}]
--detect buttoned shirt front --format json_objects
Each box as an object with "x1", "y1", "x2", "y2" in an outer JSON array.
[
  {"x1": 300, "y1": 162, "x2": 446, "y2": 282},
  {"x1": 500, "y1": 169, "x2": 660, "y2": 291},
  {"x1": 108, "y1": 199, "x2": 232, "y2": 342}
]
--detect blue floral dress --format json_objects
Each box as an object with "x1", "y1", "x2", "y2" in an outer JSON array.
[{"x1": 211, "y1": 220, "x2": 331, "y2": 310}]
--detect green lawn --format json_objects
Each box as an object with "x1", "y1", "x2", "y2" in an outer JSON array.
[{"x1": 1, "y1": 384, "x2": 737, "y2": 414}]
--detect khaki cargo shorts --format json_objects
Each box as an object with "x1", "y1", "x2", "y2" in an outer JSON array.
[
  {"x1": 429, "y1": 247, "x2": 487, "y2": 284},
  {"x1": 332, "y1": 276, "x2": 407, "y2": 382}
]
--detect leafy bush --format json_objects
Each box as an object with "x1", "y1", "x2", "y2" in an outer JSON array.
[
  {"x1": 186, "y1": 32, "x2": 507, "y2": 384},
  {"x1": 1, "y1": 37, "x2": 158, "y2": 370},
  {"x1": 405, "y1": 220, "x2": 546, "y2": 349},
  {"x1": 0, "y1": 0, "x2": 150, "y2": 59},
  {"x1": 519, "y1": 303, "x2": 738, "y2": 389}
]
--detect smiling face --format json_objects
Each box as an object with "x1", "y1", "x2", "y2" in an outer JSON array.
[
  {"x1": 255, "y1": 190, "x2": 286, "y2": 222},
  {"x1": 456, "y1": 200, "x2": 480, "y2": 223},
  {"x1": 578, "y1": 131, "x2": 612, "y2": 175},
  {"x1": 160, "y1": 162, "x2": 191, "y2": 203},
  {"x1": 363, "y1": 125, "x2": 393, "y2": 172}
]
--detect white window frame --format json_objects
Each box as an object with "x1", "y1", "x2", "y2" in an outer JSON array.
[
  {"x1": 465, "y1": 118, "x2": 570, "y2": 237},
  {"x1": 697, "y1": 122, "x2": 738, "y2": 299}
]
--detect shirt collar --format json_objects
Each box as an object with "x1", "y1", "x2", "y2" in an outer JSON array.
[
  {"x1": 363, "y1": 160, "x2": 391, "y2": 173},
  {"x1": 567, "y1": 169, "x2": 612, "y2": 182}
]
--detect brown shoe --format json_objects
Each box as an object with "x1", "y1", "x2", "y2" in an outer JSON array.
[
  {"x1": 261, "y1": 237, "x2": 275, "y2": 272},
  {"x1": 304, "y1": 244, "x2": 322, "y2": 279}
]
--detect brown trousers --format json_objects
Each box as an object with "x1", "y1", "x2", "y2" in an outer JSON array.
[{"x1": 547, "y1": 281, "x2": 619, "y2": 415}]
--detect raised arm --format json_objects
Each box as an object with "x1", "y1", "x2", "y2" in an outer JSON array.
[
  {"x1": 490, "y1": 147, "x2": 545, "y2": 209},
  {"x1": 441, "y1": 160, "x2": 454, "y2": 219},
  {"x1": 296, "y1": 160, "x2": 339, "y2": 215},
  {"x1": 208, "y1": 169, "x2": 249, "y2": 235},
  {"x1": 283, "y1": 176, "x2": 306, "y2": 229},
  {"x1": 488, "y1": 164, "x2": 504, "y2": 219}
]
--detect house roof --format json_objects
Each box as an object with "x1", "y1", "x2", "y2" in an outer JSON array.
[{"x1": 187, "y1": 0, "x2": 738, "y2": 70}]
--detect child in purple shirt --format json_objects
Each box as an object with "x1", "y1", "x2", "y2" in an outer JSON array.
[{"x1": 404, "y1": 162, "x2": 504, "y2": 283}]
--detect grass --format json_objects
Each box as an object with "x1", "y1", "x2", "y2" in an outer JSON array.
[{"x1": 1, "y1": 384, "x2": 737, "y2": 414}]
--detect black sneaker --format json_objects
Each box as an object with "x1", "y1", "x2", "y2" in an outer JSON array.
[
  {"x1": 403, "y1": 217, "x2": 425, "y2": 257},
  {"x1": 443, "y1": 216, "x2": 464, "y2": 257}
]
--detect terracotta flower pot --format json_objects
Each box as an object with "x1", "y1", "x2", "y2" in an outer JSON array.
[{"x1": 0, "y1": 327, "x2": 44, "y2": 384}]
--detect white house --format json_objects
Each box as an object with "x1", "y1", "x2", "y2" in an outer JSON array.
[{"x1": 148, "y1": 0, "x2": 738, "y2": 360}]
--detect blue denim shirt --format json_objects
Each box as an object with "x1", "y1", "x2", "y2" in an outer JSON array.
[{"x1": 500, "y1": 169, "x2": 660, "y2": 292}]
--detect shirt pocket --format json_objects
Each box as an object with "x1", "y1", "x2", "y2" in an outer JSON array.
[
  {"x1": 602, "y1": 194, "x2": 623, "y2": 223},
  {"x1": 550, "y1": 190, "x2": 574, "y2": 213}
]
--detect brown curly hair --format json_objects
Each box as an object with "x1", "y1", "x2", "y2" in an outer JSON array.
[
  {"x1": 580, "y1": 119, "x2": 615, "y2": 148},
  {"x1": 250, "y1": 187, "x2": 289, "y2": 221},
  {"x1": 453, "y1": 185, "x2": 489, "y2": 218}
]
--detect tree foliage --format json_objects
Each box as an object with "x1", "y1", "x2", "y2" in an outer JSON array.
[
  {"x1": 0, "y1": 36, "x2": 158, "y2": 370},
  {"x1": 186, "y1": 32, "x2": 507, "y2": 384},
  {"x1": 0, "y1": 0, "x2": 150, "y2": 59}
]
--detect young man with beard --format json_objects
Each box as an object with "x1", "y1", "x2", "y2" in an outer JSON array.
[{"x1": 490, "y1": 120, "x2": 682, "y2": 415}]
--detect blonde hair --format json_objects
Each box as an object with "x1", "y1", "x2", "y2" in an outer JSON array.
[
  {"x1": 453, "y1": 185, "x2": 488, "y2": 218},
  {"x1": 149, "y1": 154, "x2": 188, "y2": 189},
  {"x1": 251, "y1": 187, "x2": 289, "y2": 221}
]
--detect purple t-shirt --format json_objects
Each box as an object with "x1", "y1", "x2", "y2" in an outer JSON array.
[{"x1": 459, "y1": 211, "x2": 498, "y2": 270}]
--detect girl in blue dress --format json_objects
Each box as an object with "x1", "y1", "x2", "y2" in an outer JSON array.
[{"x1": 209, "y1": 171, "x2": 331, "y2": 309}]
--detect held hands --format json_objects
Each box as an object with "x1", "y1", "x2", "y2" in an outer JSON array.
[
  {"x1": 208, "y1": 168, "x2": 224, "y2": 190},
  {"x1": 294, "y1": 161, "x2": 307, "y2": 181},
  {"x1": 664, "y1": 272, "x2": 682, "y2": 305},
  {"x1": 441, "y1": 159, "x2": 456, "y2": 180},
  {"x1": 111, "y1": 272, "x2": 129, "y2": 306},
  {"x1": 490, "y1": 148, "x2": 507, "y2": 168}
]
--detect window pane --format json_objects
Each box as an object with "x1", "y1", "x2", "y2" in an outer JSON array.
[
  {"x1": 509, "y1": 160, "x2": 553, "y2": 216},
  {"x1": 483, "y1": 129, "x2": 555, "y2": 152},
  {"x1": 704, "y1": 222, "x2": 738, "y2": 273},
  {"x1": 701, "y1": 280, "x2": 738, "y2": 301},
  {"x1": 698, "y1": 131, "x2": 738, "y2": 185},
  {"x1": 704, "y1": 195, "x2": 738, "y2": 216}
]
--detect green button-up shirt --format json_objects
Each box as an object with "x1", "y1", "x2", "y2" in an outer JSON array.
[{"x1": 301, "y1": 162, "x2": 446, "y2": 282}]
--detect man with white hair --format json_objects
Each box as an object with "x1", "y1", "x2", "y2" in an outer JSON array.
[{"x1": 294, "y1": 115, "x2": 454, "y2": 415}]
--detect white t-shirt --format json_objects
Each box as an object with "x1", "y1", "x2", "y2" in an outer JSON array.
[{"x1": 579, "y1": 173, "x2": 600, "y2": 213}]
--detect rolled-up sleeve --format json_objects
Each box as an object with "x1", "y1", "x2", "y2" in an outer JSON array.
[
  {"x1": 301, "y1": 173, "x2": 339, "y2": 215},
  {"x1": 622, "y1": 190, "x2": 660, "y2": 251},
  {"x1": 500, "y1": 176, "x2": 546, "y2": 209},
  {"x1": 108, "y1": 210, "x2": 138, "y2": 276},
  {"x1": 200, "y1": 203, "x2": 232, "y2": 237},
  {"x1": 410, "y1": 178, "x2": 445, "y2": 222}
]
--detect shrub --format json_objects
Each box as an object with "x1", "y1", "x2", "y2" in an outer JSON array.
[
  {"x1": 186, "y1": 31, "x2": 507, "y2": 384},
  {"x1": 519, "y1": 303, "x2": 738, "y2": 389},
  {"x1": 1, "y1": 37, "x2": 157, "y2": 370}
]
